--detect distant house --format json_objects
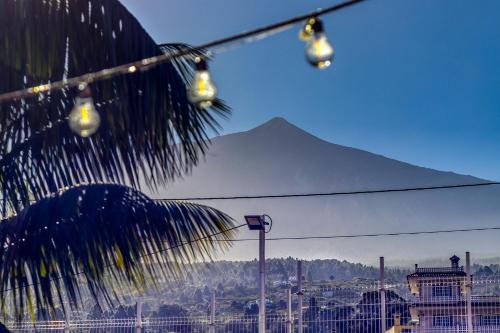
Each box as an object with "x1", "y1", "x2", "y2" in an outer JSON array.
[
  {"x1": 389, "y1": 255, "x2": 500, "y2": 332},
  {"x1": 272, "y1": 280, "x2": 284, "y2": 287},
  {"x1": 246, "y1": 298, "x2": 273, "y2": 309}
]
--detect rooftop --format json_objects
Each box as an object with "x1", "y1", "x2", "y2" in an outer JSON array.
[{"x1": 407, "y1": 254, "x2": 467, "y2": 278}]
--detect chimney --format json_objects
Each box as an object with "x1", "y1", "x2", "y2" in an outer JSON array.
[
  {"x1": 450, "y1": 255, "x2": 460, "y2": 269},
  {"x1": 415, "y1": 264, "x2": 418, "y2": 271}
]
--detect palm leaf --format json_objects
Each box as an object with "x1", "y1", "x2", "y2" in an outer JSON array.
[
  {"x1": 0, "y1": 322, "x2": 9, "y2": 333},
  {"x1": 0, "y1": 183, "x2": 236, "y2": 318},
  {"x1": 0, "y1": 0, "x2": 230, "y2": 215}
]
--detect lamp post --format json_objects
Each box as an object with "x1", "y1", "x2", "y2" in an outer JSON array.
[{"x1": 245, "y1": 215, "x2": 271, "y2": 333}]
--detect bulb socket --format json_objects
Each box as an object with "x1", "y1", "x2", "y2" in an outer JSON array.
[
  {"x1": 311, "y1": 18, "x2": 325, "y2": 34},
  {"x1": 194, "y1": 57, "x2": 209, "y2": 71},
  {"x1": 77, "y1": 83, "x2": 92, "y2": 98}
]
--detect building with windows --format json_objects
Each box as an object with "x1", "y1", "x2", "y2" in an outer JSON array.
[{"x1": 400, "y1": 255, "x2": 500, "y2": 332}]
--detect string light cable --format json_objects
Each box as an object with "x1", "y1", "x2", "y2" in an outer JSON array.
[{"x1": 0, "y1": 0, "x2": 369, "y2": 104}]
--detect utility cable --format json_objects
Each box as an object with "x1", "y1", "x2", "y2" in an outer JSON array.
[{"x1": 156, "y1": 182, "x2": 500, "y2": 201}]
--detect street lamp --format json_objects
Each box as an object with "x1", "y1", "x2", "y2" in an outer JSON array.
[
  {"x1": 244, "y1": 215, "x2": 268, "y2": 230},
  {"x1": 244, "y1": 215, "x2": 272, "y2": 333}
]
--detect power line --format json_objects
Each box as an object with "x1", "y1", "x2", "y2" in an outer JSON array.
[
  {"x1": 3, "y1": 181, "x2": 497, "y2": 293},
  {"x1": 225, "y1": 226, "x2": 500, "y2": 242},
  {"x1": 8, "y1": 181, "x2": 500, "y2": 205},
  {"x1": 0, "y1": 0, "x2": 369, "y2": 104},
  {"x1": 4, "y1": 181, "x2": 500, "y2": 210},
  {"x1": 3, "y1": 182, "x2": 499, "y2": 209},
  {"x1": 2, "y1": 182, "x2": 500, "y2": 292},
  {"x1": 156, "y1": 182, "x2": 500, "y2": 201},
  {"x1": 3, "y1": 222, "x2": 500, "y2": 293}
]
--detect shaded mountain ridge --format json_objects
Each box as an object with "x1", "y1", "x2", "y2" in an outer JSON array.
[{"x1": 152, "y1": 117, "x2": 500, "y2": 262}]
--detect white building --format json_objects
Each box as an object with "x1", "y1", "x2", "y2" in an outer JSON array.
[{"x1": 404, "y1": 255, "x2": 500, "y2": 332}]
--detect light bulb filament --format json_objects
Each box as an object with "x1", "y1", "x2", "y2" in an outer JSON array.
[
  {"x1": 80, "y1": 105, "x2": 90, "y2": 124},
  {"x1": 198, "y1": 79, "x2": 206, "y2": 94}
]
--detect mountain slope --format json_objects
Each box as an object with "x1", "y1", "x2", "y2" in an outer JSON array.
[{"x1": 149, "y1": 118, "x2": 500, "y2": 264}]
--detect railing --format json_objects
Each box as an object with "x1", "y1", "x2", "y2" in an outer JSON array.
[
  {"x1": 415, "y1": 267, "x2": 465, "y2": 273},
  {"x1": 407, "y1": 328, "x2": 500, "y2": 333},
  {"x1": 7, "y1": 316, "x2": 287, "y2": 333},
  {"x1": 6, "y1": 260, "x2": 500, "y2": 333},
  {"x1": 11, "y1": 316, "x2": 500, "y2": 333}
]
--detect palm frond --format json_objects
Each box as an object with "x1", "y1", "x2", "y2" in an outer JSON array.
[
  {"x1": 0, "y1": 322, "x2": 9, "y2": 333},
  {"x1": 0, "y1": 183, "x2": 236, "y2": 319},
  {"x1": 0, "y1": 0, "x2": 230, "y2": 215}
]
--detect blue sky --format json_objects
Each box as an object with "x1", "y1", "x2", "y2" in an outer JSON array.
[{"x1": 121, "y1": 0, "x2": 500, "y2": 181}]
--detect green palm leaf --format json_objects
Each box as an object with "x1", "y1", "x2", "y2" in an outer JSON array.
[
  {"x1": 0, "y1": 183, "x2": 236, "y2": 318},
  {"x1": 0, "y1": 322, "x2": 9, "y2": 333},
  {"x1": 0, "y1": 0, "x2": 230, "y2": 214},
  {"x1": 0, "y1": 0, "x2": 236, "y2": 321}
]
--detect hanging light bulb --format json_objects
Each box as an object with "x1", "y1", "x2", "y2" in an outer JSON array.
[
  {"x1": 68, "y1": 83, "x2": 101, "y2": 137},
  {"x1": 187, "y1": 57, "x2": 217, "y2": 109},
  {"x1": 300, "y1": 17, "x2": 334, "y2": 69}
]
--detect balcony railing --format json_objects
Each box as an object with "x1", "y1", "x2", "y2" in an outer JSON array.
[
  {"x1": 416, "y1": 266, "x2": 465, "y2": 273},
  {"x1": 407, "y1": 326, "x2": 500, "y2": 333}
]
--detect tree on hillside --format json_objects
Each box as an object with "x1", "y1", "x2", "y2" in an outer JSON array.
[
  {"x1": 341, "y1": 290, "x2": 409, "y2": 333},
  {"x1": 155, "y1": 304, "x2": 189, "y2": 317},
  {"x1": 245, "y1": 303, "x2": 259, "y2": 316},
  {"x1": 203, "y1": 285, "x2": 211, "y2": 297},
  {"x1": 305, "y1": 297, "x2": 320, "y2": 321},
  {"x1": 307, "y1": 270, "x2": 314, "y2": 283},
  {"x1": 194, "y1": 288, "x2": 204, "y2": 302},
  {"x1": 476, "y1": 266, "x2": 494, "y2": 277},
  {"x1": 154, "y1": 304, "x2": 191, "y2": 333},
  {"x1": 304, "y1": 297, "x2": 321, "y2": 333}
]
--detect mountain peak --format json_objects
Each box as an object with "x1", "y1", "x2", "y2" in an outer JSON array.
[
  {"x1": 256, "y1": 117, "x2": 294, "y2": 129},
  {"x1": 249, "y1": 117, "x2": 306, "y2": 135},
  {"x1": 156, "y1": 115, "x2": 495, "y2": 262},
  {"x1": 266, "y1": 116, "x2": 289, "y2": 125}
]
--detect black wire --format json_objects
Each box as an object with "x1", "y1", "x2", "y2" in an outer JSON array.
[
  {"x1": 3, "y1": 223, "x2": 500, "y2": 293},
  {"x1": 0, "y1": 0, "x2": 370, "y2": 103},
  {"x1": 6, "y1": 182, "x2": 500, "y2": 205},
  {"x1": 158, "y1": 0, "x2": 368, "y2": 50},
  {"x1": 224, "y1": 226, "x2": 500, "y2": 242},
  {"x1": 3, "y1": 182, "x2": 498, "y2": 293},
  {"x1": 155, "y1": 182, "x2": 500, "y2": 201}
]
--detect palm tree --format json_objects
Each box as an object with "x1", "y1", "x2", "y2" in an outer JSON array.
[
  {"x1": 0, "y1": 0, "x2": 235, "y2": 321},
  {"x1": 0, "y1": 323, "x2": 9, "y2": 333}
]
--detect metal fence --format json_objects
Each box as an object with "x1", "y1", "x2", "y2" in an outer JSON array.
[{"x1": 7, "y1": 256, "x2": 500, "y2": 333}]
